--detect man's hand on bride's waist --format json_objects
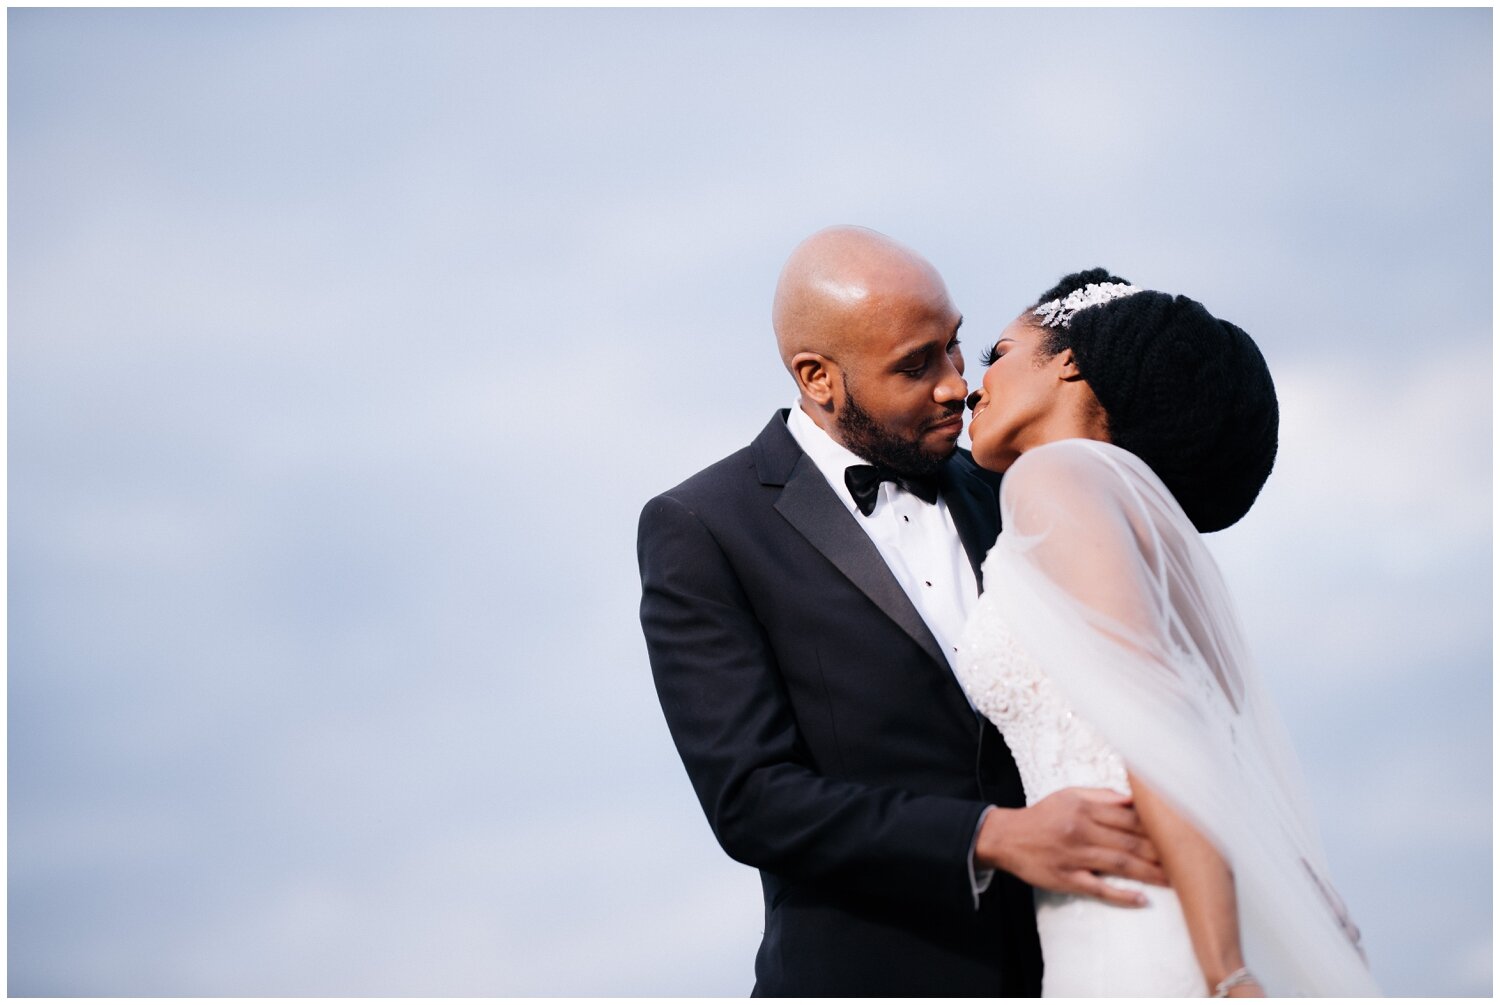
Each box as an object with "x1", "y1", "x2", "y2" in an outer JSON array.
[{"x1": 974, "y1": 787, "x2": 1167, "y2": 907}]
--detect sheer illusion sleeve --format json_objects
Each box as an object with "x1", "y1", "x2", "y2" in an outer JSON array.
[{"x1": 983, "y1": 439, "x2": 1378, "y2": 996}]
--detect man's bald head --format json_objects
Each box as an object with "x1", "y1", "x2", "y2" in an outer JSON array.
[
  {"x1": 767, "y1": 226, "x2": 968, "y2": 474},
  {"x1": 772, "y1": 225, "x2": 952, "y2": 371}
]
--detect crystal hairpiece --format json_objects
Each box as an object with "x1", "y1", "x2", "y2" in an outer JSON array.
[{"x1": 1033, "y1": 282, "x2": 1143, "y2": 328}]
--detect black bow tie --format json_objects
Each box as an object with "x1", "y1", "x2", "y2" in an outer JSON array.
[{"x1": 844, "y1": 464, "x2": 940, "y2": 516}]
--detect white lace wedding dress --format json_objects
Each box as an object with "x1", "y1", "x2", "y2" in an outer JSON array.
[
  {"x1": 956, "y1": 439, "x2": 1379, "y2": 997},
  {"x1": 958, "y1": 611, "x2": 1206, "y2": 995}
]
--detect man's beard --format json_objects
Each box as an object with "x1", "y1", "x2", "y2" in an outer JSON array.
[{"x1": 835, "y1": 374, "x2": 958, "y2": 478}]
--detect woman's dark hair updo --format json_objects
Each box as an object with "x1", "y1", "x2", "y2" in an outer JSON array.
[{"x1": 1030, "y1": 269, "x2": 1279, "y2": 533}]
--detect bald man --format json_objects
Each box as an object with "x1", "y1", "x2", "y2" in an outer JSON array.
[{"x1": 637, "y1": 227, "x2": 1162, "y2": 996}]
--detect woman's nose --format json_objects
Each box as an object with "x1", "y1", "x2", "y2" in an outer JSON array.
[{"x1": 966, "y1": 389, "x2": 983, "y2": 411}]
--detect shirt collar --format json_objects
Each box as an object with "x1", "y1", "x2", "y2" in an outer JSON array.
[{"x1": 785, "y1": 401, "x2": 873, "y2": 516}]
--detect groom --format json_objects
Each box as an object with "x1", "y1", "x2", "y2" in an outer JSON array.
[{"x1": 637, "y1": 226, "x2": 1164, "y2": 996}]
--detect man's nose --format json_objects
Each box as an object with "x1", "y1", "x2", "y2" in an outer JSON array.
[
  {"x1": 935, "y1": 364, "x2": 968, "y2": 404},
  {"x1": 966, "y1": 390, "x2": 983, "y2": 411}
]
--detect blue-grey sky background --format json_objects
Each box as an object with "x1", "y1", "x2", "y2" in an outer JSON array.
[{"x1": 8, "y1": 7, "x2": 1491, "y2": 996}]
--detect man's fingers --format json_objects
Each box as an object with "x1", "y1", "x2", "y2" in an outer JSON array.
[
  {"x1": 1084, "y1": 800, "x2": 1144, "y2": 835},
  {"x1": 1081, "y1": 845, "x2": 1168, "y2": 887},
  {"x1": 1082, "y1": 819, "x2": 1162, "y2": 864},
  {"x1": 1064, "y1": 870, "x2": 1148, "y2": 908},
  {"x1": 1073, "y1": 787, "x2": 1134, "y2": 804},
  {"x1": 1078, "y1": 795, "x2": 1164, "y2": 865}
]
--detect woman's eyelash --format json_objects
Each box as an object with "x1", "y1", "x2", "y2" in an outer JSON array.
[{"x1": 980, "y1": 344, "x2": 1002, "y2": 366}]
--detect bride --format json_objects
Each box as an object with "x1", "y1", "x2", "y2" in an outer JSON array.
[{"x1": 956, "y1": 271, "x2": 1380, "y2": 997}]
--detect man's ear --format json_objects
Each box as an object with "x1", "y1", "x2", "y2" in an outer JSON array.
[
  {"x1": 1057, "y1": 347, "x2": 1086, "y2": 382},
  {"x1": 792, "y1": 352, "x2": 838, "y2": 406}
]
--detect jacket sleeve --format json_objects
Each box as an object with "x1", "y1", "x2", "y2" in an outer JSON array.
[{"x1": 638, "y1": 492, "x2": 988, "y2": 912}]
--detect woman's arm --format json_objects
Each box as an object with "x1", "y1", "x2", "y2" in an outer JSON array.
[{"x1": 1127, "y1": 769, "x2": 1264, "y2": 998}]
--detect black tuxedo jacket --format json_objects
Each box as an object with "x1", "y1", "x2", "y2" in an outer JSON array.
[{"x1": 637, "y1": 411, "x2": 1042, "y2": 996}]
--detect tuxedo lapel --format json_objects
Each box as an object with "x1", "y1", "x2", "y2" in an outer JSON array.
[
  {"x1": 754, "y1": 412, "x2": 949, "y2": 672},
  {"x1": 940, "y1": 458, "x2": 1001, "y2": 592},
  {"x1": 774, "y1": 457, "x2": 950, "y2": 672}
]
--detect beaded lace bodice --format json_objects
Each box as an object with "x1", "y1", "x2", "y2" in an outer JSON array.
[
  {"x1": 958, "y1": 572, "x2": 1205, "y2": 996},
  {"x1": 957, "y1": 589, "x2": 1129, "y2": 804}
]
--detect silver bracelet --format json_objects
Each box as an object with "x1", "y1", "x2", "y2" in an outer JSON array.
[{"x1": 1212, "y1": 967, "x2": 1257, "y2": 997}]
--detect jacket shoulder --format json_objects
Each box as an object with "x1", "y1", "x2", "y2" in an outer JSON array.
[
  {"x1": 640, "y1": 442, "x2": 763, "y2": 522},
  {"x1": 641, "y1": 412, "x2": 798, "y2": 518}
]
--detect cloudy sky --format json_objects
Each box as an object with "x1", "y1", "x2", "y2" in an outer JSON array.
[{"x1": 9, "y1": 8, "x2": 1490, "y2": 996}]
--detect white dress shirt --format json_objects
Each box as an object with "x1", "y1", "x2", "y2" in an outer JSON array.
[
  {"x1": 784, "y1": 404, "x2": 996, "y2": 904},
  {"x1": 785, "y1": 404, "x2": 979, "y2": 673}
]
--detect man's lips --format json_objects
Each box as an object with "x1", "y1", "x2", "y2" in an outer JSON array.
[{"x1": 927, "y1": 414, "x2": 965, "y2": 435}]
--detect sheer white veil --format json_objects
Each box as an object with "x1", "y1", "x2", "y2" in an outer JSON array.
[{"x1": 985, "y1": 438, "x2": 1379, "y2": 996}]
